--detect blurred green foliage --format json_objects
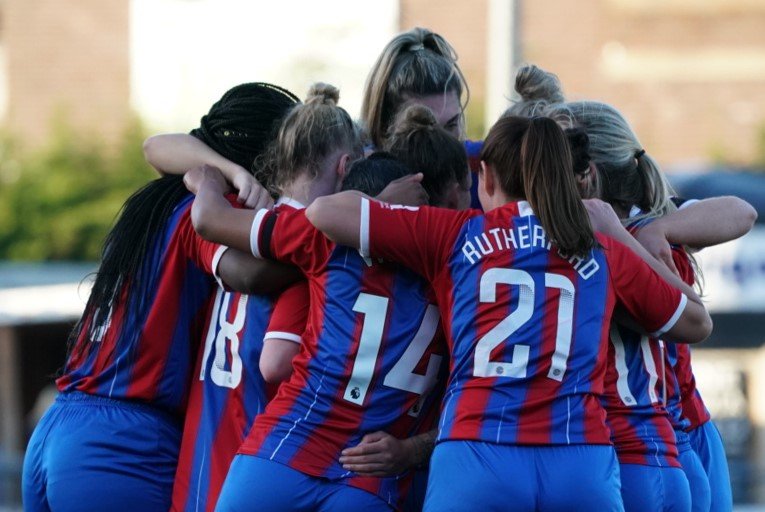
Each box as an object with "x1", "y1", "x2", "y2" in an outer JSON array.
[{"x1": 0, "y1": 118, "x2": 156, "y2": 261}]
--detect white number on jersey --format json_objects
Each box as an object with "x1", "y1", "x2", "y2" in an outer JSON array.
[
  {"x1": 610, "y1": 326, "x2": 660, "y2": 406},
  {"x1": 199, "y1": 288, "x2": 246, "y2": 389},
  {"x1": 473, "y1": 268, "x2": 575, "y2": 380},
  {"x1": 343, "y1": 293, "x2": 442, "y2": 413}
]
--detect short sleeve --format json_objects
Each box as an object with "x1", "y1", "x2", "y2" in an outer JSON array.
[
  {"x1": 264, "y1": 280, "x2": 309, "y2": 345},
  {"x1": 602, "y1": 235, "x2": 688, "y2": 337},
  {"x1": 177, "y1": 204, "x2": 224, "y2": 275},
  {"x1": 362, "y1": 198, "x2": 474, "y2": 282},
  {"x1": 250, "y1": 207, "x2": 332, "y2": 275}
]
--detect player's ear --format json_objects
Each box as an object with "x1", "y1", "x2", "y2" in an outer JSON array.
[
  {"x1": 480, "y1": 161, "x2": 496, "y2": 197},
  {"x1": 337, "y1": 154, "x2": 351, "y2": 179},
  {"x1": 335, "y1": 153, "x2": 351, "y2": 192}
]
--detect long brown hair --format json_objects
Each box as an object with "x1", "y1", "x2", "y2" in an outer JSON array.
[
  {"x1": 481, "y1": 116, "x2": 597, "y2": 258},
  {"x1": 384, "y1": 105, "x2": 468, "y2": 206}
]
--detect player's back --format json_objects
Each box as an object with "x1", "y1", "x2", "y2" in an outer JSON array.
[
  {"x1": 435, "y1": 201, "x2": 615, "y2": 445},
  {"x1": 171, "y1": 287, "x2": 273, "y2": 512},
  {"x1": 602, "y1": 322, "x2": 681, "y2": 467},
  {"x1": 57, "y1": 193, "x2": 219, "y2": 415},
  {"x1": 241, "y1": 218, "x2": 446, "y2": 508}
]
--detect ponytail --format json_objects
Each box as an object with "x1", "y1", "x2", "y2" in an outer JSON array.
[
  {"x1": 522, "y1": 117, "x2": 596, "y2": 257},
  {"x1": 482, "y1": 116, "x2": 596, "y2": 258}
]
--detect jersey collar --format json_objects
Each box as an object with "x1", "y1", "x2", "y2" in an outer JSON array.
[{"x1": 275, "y1": 196, "x2": 306, "y2": 210}]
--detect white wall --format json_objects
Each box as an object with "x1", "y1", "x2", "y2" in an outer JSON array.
[{"x1": 130, "y1": 0, "x2": 398, "y2": 131}]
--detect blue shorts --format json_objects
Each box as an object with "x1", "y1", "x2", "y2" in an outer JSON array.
[
  {"x1": 677, "y1": 431, "x2": 712, "y2": 512},
  {"x1": 423, "y1": 441, "x2": 624, "y2": 512},
  {"x1": 215, "y1": 455, "x2": 392, "y2": 512},
  {"x1": 619, "y1": 464, "x2": 690, "y2": 512},
  {"x1": 688, "y1": 422, "x2": 732, "y2": 512},
  {"x1": 22, "y1": 392, "x2": 181, "y2": 512}
]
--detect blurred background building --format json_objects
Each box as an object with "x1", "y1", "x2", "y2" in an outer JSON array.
[{"x1": 0, "y1": 0, "x2": 764, "y2": 509}]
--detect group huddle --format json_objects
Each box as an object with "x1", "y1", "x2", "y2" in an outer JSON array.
[{"x1": 21, "y1": 27, "x2": 754, "y2": 512}]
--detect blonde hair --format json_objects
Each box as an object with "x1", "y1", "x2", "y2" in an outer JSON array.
[
  {"x1": 505, "y1": 64, "x2": 703, "y2": 289},
  {"x1": 505, "y1": 64, "x2": 566, "y2": 119},
  {"x1": 258, "y1": 82, "x2": 362, "y2": 196},
  {"x1": 361, "y1": 27, "x2": 468, "y2": 149},
  {"x1": 505, "y1": 64, "x2": 675, "y2": 224}
]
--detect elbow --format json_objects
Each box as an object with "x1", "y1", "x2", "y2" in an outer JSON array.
[
  {"x1": 190, "y1": 200, "x2": 214, "y2": 241},
  {"x1": 698, "y1": 314, "x2": 714, "y2": 343},
  {"x1": 260, "y1": 359, "x2": 293, "y2": 384},
  {"x1": 142, "y1": 136, "x2": 163, "y2": 172},
  {"x1": 743, "y1": 202, "x2": 758, "y2": 231},
  {"x1": 687, "y1": 313, "x2": 714, "y2": 345},
  {"x1": 729, "y1": 197, "x2": 758, "y2": 236}
]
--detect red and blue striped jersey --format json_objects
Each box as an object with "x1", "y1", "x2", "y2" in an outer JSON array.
[
  {"x1": 240, "y1": 206, "x2": 447, "y2": 510},
  {"x1": 662, "y1": 250, "x2": 710, "y2": 433},
  {"x1": 57, "y1": 194, "x2": 222, "y2": 415},
  {"x1": 602, "y1": 323, "x2": 680, "y2": 467},
  {"x1": 465, "y1": 139, "x2": 483, "y2": 210},
  {"x1": 625, "y1": 208, "x2": 710, "y2": 434},
  {"x1": 171, "y1": 280, "x2": 307, "y2": 512},
  {"x1": 361, "y1": 199, "x2": 688, "y2": 447}
]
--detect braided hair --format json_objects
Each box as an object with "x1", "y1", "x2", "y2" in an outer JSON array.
[
  {"x1": 67, "y1": 82, "x2": 300, "y2": 363},
  {"x1": 190, "y1": 82, "x2": 301, "y2": 172}
]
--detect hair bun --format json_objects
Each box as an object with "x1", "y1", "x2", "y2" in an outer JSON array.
[
  {"x1": 514, "y1": 64, "x2": 565, "y2": 104},
  {"x1": 305, "y1": 82, "x2": 340, "y2": 106},
  {"x1": 392, "y1": 104, "x2": 438, "y2": 137}
]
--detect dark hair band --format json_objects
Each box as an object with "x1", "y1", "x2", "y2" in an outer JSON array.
[{"x1": 635, "y1": 149, "x2": 646, "y2": 159}]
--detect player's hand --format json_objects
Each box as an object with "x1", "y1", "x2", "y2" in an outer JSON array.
[
  {"x1": 634, "y1": 222, "x2": 680, "y2": 277},
  {"x1": 230, "y1": 169, "x2": 273, "y2": 210},
  {"x1": 339, "y1": 431, "x2": 415, "y2": 477},
  {"x1": 183, "y1": 164, "x2": 229, "y2": 196},
  {"x1": 583, "y1": 199, "x2": 623, "y2": 238},
  {"x1": 376, "y1": 173, "x2": 429, "y2": 207}
]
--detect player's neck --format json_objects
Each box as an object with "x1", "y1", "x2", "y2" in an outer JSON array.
[{"x1": 281, "y1": 173, "x2": 337, "y2": 208}]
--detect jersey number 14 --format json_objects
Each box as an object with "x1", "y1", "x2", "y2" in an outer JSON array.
[{"x1": 344, "y1": 293, "x2": 442, "y2": 414}]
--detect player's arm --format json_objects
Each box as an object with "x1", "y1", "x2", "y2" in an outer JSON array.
[
  {"x1": 586, "y1": 199, "x2": 711, "y2": 343},
  {"x1": 635, "y1": 196, "x2": 756, "y2": 266},
  {"x1": 308, "y1": 187, "x2": 465, "y2": 281},
  {"x1": 144, "y1": 134, "x2": 271, "y2": 208},
  {"x1": 339, "y1": 429, "x2": 436, "y2": 477},
  {"x1": 259, "y1": 281, "x2": 309, "y2": 383},
  {"x1": 185, "y1": 165, "x2": 260, "y2": 253},
  {"x1": 605, "y1": 233, "x2": 711, "y2": 344},
  {"x1": 216, "y1": 249, "x2": 301, "y2": 295},
  {"x1": 260, "y1": 339, "x2": 300, "y2": 384}
]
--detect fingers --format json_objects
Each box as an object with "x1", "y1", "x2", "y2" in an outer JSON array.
[
  {"x1": 391, "y1": 173, "x2": 424, "y2": 184},
  {"x1": 339, "y1": 463, "x2": 390, "y2": 477},
  {"x1": 660, "y1": 250, "x2": 680, "y2": 277},
  {"x1": 360, "y1": 431, "x2": 388, "y2": 444},
  {"x1": 340, "y1": 443, "x2": 378, "y2": 457},
  {"x1": 237, "y1": 182, "x2": 252, "y2": 205},
  {"x1": 339, "y1": 451, "x2": 386, "y2": 465}
]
